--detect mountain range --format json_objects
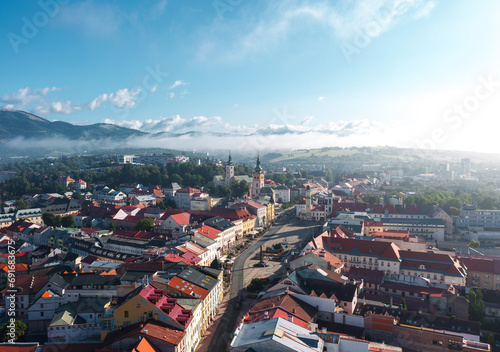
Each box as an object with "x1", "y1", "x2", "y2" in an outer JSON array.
[{"x1": 0, "y1": 110, "x2": 146, "y2": 142}]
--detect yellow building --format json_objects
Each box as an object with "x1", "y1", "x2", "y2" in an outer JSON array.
[
  {"x1": 252, "y1": 156, "x2": 264, "y2": 197},
  {"x1": 101, "y1": 284, "x2": 202, "y2": 351},
  {"x1": 363, "y1": 220, "x2": 384, "y2": 236}
]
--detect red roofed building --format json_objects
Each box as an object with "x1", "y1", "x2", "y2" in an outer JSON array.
[
  {"x1": 166, "y1": 276, "x2": 210, "y2": 300},
  {"x1": 399, "y1": 250, "x2": 466, "y2": 286},
  {"x1": 247, "y1": 291, "x2": 318, "y2": 325},
  {"x1": 460, "y1": 256, "x2": 500, "y2": 290},
  {"x1": 322, "y1": 237, "x2": 401, "y2": 275},
  {"x1": 103, "y1": 320, "x2": 187, "y2": 352},
  {"x1": 74, "y1": 179, "x2": 87, "y2": 191},
  {"x1": 158, "y1": 212, "x2": 191, "y2": 235}
]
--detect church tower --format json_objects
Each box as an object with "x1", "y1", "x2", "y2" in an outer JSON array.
[
  {"x1": 252, "y1": 155, "x2": 264, "y2": 197},
  {"x1": 305, "y1": 185, "x2": 312, "y2": 220},
  {"x1": 225, "y1": 153, "x2": 234, "y2": 186}
]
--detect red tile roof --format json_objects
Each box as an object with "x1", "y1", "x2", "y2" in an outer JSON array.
[
  {"x1": 249, "y1": 291, "x2": 318, "y2": 323},
  {"x1": 0, "y1": 344, "x2": 39, "y2": 352},
  {"x1": 460, "y1": 257, "x2": 495, "y2": 274},
  {"x1": 196, "y1": 225, "x2": 221, "y2": 240},
  {"x1": 176, "y1": 187, "x2": 201, "y2": 194},
  {"x1": 323, "y1": 237, "x2": 401, "y2": 261},
  {"x1": 244, "y1": 307, "x2": 309, "y2": 328},
  {"x1": 168, "y1": 213, "x2": 191, "y2": 226}
]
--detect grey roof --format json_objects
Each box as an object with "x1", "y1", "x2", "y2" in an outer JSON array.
[
  {"x1": 50, "y1": 297, "x2": 109, "y2": 327},
  {"x1": 121, "y1": 270, "x2": 157, "y2": 282},
  {"x1": 176, "y1": 297, "x2": 202, "y2": 311},
  {"x1": 192, "y1": 233, "x2": 216, "y2": 248},
  {"x1": 231, "y1": 317, "x2": 323, "y2": 352},
  {"x1": 203, "y1": 216, "x2": 235, "y2": 231},
  {"x1": 177, "y1": 267, "x2": 218, "y2": 291},
  {"x1": 69, "y1": 274, "x2": 121, "y2": 287}
]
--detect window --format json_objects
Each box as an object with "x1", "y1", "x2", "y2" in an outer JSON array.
[
  {"x1": 124, "y1": 311, "x2": 129, "y2": 318},
  {"x1": 40, "y1": 312, "x2": 44, "y2": 317}
]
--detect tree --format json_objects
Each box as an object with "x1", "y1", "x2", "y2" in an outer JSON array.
[
  {"x1": 42, "y1": 212, "x2": 61, "y2": 227},
  {"x1": 0, "y1": 319, "x2": 27, "y2": 342},
  {"x1": 401, "y1": 298, "x2": 408, "y2": 310},
  {"x1": 467, "y1": 288, "x2": 485, "y2": 322},
  {"x1": 135, "y1": 218, "x2": 154, "y2": 232},
  {"x1": 72, "y1": 191, "x2": 84, "y2": 199},
  {"x1": 108, "y1": 223, "x2": 117, "y2": 232},
  {"x1": 15, "y1": 199, "x2": 31, "y2": 210},
  {"x1": 468, "y1": 240, "x2": 480, "y2": 248},
  {"x1": 61, "y1": 214, "x2": 75, "y2": 228}
]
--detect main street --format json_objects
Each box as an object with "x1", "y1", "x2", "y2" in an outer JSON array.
[{"x1": 203, "y1": 213, "x2": 321, "y2": 351}]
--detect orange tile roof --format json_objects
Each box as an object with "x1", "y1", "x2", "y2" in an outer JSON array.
[
  {"x1": 196, "y1": 225, "x2": 221, "y2": 240},
  {"x1": 131, "y1": 337, "x2": 163, "y2": 352},
  {"x1": 168, "y1": 276, "x2": 209, "y2": 300},
  {"x1": 0, "y1": 263, "x2": 29, "y2": 272}
]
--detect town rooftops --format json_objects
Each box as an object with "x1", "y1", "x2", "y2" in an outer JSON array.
[
  {"x1": 250, "y1": 291, "x2": 318, "y2": 323},
  {"x1": 231, "y1": 317, "x2": 324, "y2": 352},
  {"x1": 168, "y1": 276, "x2": 209, "y2": 300},
  {"x1": 103, "y1": 319, "x2": 185, "y2": 347},
  {"x1": 196, "y1": 224, "x2": 221, "y2": 240},
  {"x1": 323, "y1": 237, "x2": 401, "y2": 261}
]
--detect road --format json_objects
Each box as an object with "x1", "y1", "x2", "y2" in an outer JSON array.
[{"x1": 204, "y1": 214, "x2": 320, "y2": 351}]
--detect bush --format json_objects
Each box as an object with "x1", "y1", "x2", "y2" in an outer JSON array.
[{"x1": 247, "y1": 278, "x2": 266, "y2": 292}]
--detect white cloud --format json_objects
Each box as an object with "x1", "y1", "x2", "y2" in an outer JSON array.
[
  {"x1": 198, "y1": 0, "x2": 436, "y2": 61},
  {"x1": 32, "y1": 101, "x2": 81, "y2": 115},
  {"x1": 168, "y1": 80, "x2": 187, "y2": 89},
  {"x1": 318, "y1": 96, "x2": 325, "y2": 101},
  {"x1": 86, "y1": 88, "x2": 142, "y2": 110},
  {"x1": 0, "y1": 87, "x2": 79, "y2": 115},
  {"x1": 106, "y1": 115, "x2": 224, "y2": 133},
  {"x1": 168, "y1": 92, "x2": 175, "y2": 99},
  {"x1": 150, "y1": 85, "x2": 158, "y2": 93},
  {"x1": 1, "y1": 87, "x2": 49, "y2": 110}
]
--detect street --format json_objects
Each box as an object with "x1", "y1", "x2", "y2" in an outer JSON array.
[{"x1": 202, "y1": 213, "x2": 320, "y2": 351}]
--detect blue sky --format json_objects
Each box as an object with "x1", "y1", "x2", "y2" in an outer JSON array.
[{"x1": 1, "y1": 0, "x2": 500, "y2": 153}]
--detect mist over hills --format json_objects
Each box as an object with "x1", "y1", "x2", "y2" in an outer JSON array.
[{"x1": 0, "y1": 110, "x2": 499, "y2": 167}]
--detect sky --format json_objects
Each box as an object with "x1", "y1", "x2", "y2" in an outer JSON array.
[{"x1": 1, "y1": 0, "x2": 500, "y2": 153}]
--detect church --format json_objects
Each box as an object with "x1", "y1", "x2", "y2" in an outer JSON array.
[{"x1": 213, "y1": 154, "x2": 269, "y2": 199}]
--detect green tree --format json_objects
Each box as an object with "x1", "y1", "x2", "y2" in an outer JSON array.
[
  {"x1": 61, "y1": 214, "x2": 76, "y2": 228},
  {"x1": 467, "y1": 288, "x2": 485, "y2": 322},
  {"x1": 42, "y1": 212, "x2": 61, "y2": 227},
  {"x1": 0, "y1": 319, "x2": 28, "y2": 342},
  {"x1": 468, "y1": 240, "x2": 480, "y2": 248},
  {"x1": 108, "y1": 223, "x2": 117, "y2": 232},
  {"x1": 15, "y1": 199, "x2": 31, "y2": 210},
  {"x1": 135, "y1": 218, "x2": 154, "y2": 232},
  {"x1": 401, "y1": 298, "x2": 408, "y2": 310}
]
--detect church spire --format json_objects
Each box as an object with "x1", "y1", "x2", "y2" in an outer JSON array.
[
  {"x1": 227, "y1": 152, "x2": 233, "y2": 166},
  {"x1": 254, "y1": 154, "x2": 263, "y2": 174}
]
